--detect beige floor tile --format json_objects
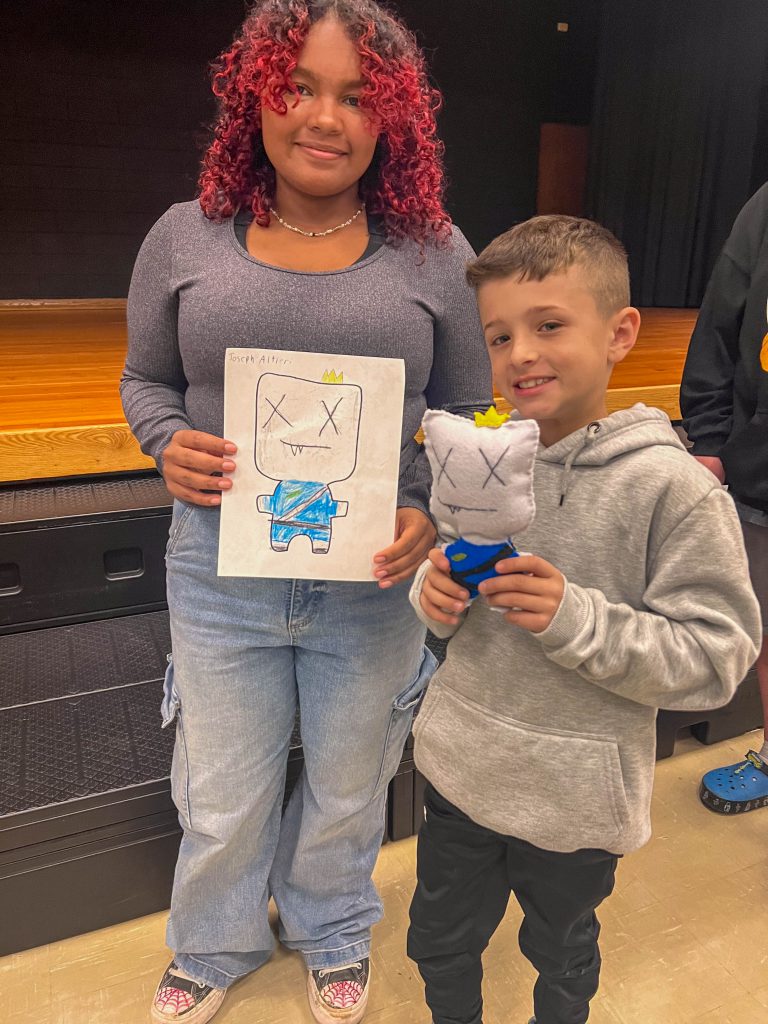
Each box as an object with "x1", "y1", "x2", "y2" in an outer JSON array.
[
  {"x1": 629, "y1": 818, "x2": 766, "y2": 903},
  {"x1": 603, "y1": 872, "x2": 660, "y2": 918},
  {"x1": 8, "y1": 1010, "x2": 52, "y2": 1024},
  {"x1": 373, "y1": 837, "x2": 417, "y2": 886},
  {"x1": 601, "y1": 966, "x2": 746, "y2": 1024},
  {"x1": 602, "y1": 896, "x2": 684, "y2": 955},
  {"x1": 52, "y1": 973, "x2": 157, "y2": 1024},
  {"x1": 47, "y1": 912, "x2": 170, "y2": 1003},
  {"x1": 3, "y1": 944, "x2": 52, "y2": 1017},
  {"x1": 756, "y1": 982, "x2": 768, "y2": 1009},
  {"x1": 691, "y1": 893, "x2": 768, "y2": 991},
  {"x1": 693, "y1": 993, "x2": 768, "y2": 1024}
]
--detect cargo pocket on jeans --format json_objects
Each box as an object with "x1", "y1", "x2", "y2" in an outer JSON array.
[
  {"x1": 161, "y1": 656, "x2": 192, "y2": 827},
  {"x1": 161, "y1": 655, "x2": 180, "y2": 727},
  {"x1": 373, "y1": 645, "x2": 438, "y2": 795}
]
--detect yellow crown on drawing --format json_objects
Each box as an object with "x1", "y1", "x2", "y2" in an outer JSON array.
[
  {"x1": 322, "y1": 370, "x2": 344, "y2": 384},
  {"x1": 474, "y1": 406, "x2": 509, "y2": 429}
]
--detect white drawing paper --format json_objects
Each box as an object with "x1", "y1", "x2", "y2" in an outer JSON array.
[{"x1": 219, "y1": 349, "x2": 405, "y2": 581}]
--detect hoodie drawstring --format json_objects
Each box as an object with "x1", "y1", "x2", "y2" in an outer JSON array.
[{"x1": 559, "y1": 421, "x2": 601, "y2": 506}]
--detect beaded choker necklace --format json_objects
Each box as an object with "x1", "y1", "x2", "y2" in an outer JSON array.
[{"x1": 270, "y1": 204, "x2": 365, "y2": 238}]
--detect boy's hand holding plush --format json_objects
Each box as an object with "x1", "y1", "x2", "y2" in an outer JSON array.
[
  {"x1": 419, "y1": 547, "x2": 470, "y2": 626},
  {"x1": 479, "y1": 555, "x2": 564, "y2": 633}
]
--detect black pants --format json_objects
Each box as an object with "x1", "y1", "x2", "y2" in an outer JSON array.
[{"x1": 407, "y1": 784, "x2": 619, "y2": 1024}]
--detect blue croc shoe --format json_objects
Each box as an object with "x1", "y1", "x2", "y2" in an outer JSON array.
[{"x1": 699, "y1": 750, "x2": 768, "y2": 814}]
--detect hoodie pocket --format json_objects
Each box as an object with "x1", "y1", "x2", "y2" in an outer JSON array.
[{"x1": 413, "y1": 682, "x2": 630, "y2": 852}]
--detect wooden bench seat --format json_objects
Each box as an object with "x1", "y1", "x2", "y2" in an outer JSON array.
[{"x1": 0, "y1": 300, "x2": 697, "y2": 484}]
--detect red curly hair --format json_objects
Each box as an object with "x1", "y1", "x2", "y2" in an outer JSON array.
[{"x1": 198, "y1": 0, "x2": 451, "y2": 248}]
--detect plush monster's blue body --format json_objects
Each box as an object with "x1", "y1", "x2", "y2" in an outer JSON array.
[{"x1": 445, "y1": 537, "x2": 520, "y2": 598}]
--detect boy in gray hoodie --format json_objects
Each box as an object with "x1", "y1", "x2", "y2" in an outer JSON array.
[{"x1": 406, "y1": 216, "x2": 762, "y2": 1024}]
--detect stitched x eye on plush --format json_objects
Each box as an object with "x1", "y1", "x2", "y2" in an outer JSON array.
[{"x1": 423, "y1": 409, "x2": 539, "y2": 544}]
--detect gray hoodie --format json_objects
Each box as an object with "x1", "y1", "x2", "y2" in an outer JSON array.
[{"x1": 410, "y1": 406, "x2": 762, "y2": 854}]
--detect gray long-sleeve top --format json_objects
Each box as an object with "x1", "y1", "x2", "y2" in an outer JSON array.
[{"x1": 121, "y1": 201, "x2": 492, "y2": 515}]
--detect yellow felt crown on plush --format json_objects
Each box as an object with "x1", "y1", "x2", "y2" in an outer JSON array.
[{"x1": 474, "y1": 405, "x2": 510, "y2": 429}]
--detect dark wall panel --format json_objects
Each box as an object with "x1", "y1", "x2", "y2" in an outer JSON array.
[
  {"x1": 0, "y1": 0, "x2": 244, "y2": 299},
  {"x1": 1, "y1": 0, "x2": 599, "y2": 298},
  {"x1": 587, "y1": 0, "x2": 768, "y2": 307},
  {"x1": 395, "y1": 0, "x2": 599, "y2": 249}
]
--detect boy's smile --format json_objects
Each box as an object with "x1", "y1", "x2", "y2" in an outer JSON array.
[{"x1": 477, "y1": 265, "x2": 639, "y2": 447}]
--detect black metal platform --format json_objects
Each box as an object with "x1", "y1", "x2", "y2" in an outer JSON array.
[
  {"x1": 0, "y1": 474, "x2": 171, "y2": 529},
  {"x1": 1, "y1": 612, "x2": 174, "y2": 815},
  {"x1": 0, "y1": 474, "x2": 172, "y2": 634},
  {"x1": 0, "y1": 598, "x2": 305, "y2": 955}
]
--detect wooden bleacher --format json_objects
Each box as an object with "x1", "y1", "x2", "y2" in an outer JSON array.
[{"x1": 0, "y1": 300, "x2": 697, "y2": 485}]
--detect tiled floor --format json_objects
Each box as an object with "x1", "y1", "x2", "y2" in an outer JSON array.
[{"x1": 5, "y1": 731, "x2": 768, "y2": 1023}]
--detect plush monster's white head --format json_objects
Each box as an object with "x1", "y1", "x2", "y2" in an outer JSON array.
[
  {"x1": 423, "y1": 408, "x2": 539, "y2": 544},
  {"x1": 255, "y1": 372, "x2": 362, "y2": 484}
]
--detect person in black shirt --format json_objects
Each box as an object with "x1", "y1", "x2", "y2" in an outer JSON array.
[{"x1": 681, "y1": 182, "x2": 768, "y2": 813}]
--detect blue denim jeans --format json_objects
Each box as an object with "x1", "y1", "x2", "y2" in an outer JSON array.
[{"x1": 162, "y1": 502, "x2": 434, "y2": 989}]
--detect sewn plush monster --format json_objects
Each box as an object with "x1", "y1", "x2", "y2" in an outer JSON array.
[
  {"x1": 255, "y1": 371, "x2": 362, "y2": 554},
  {"x1": 422, "y1": 407, "x2": 539, "y2": 598}
]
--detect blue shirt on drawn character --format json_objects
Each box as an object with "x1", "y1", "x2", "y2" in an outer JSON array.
[{"x1": 257, "y1": 479, "x2": 349, "y2": 554}]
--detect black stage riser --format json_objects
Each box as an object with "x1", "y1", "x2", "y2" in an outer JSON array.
[
  {"x1": 0, "y1": 753, "x2": 306, "y2": 955},
  {"x1": 0, "y1": 826, "x2": 181, "y2": 957},
  {"x1": 0, "y1": 475, "x2": 172, "y2": 633}
]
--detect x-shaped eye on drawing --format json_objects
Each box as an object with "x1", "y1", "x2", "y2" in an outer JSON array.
[
  {"x1": 319, "y1": 398, "x2": 343, "y2": 437},
  {"x1": 435, "y1": 446, "x2": 457, "y2": 488},
  {"x1": 265, "y1": 395, "x2": 293, "y2": 428},
  {"x1": 480, "y1": 446, "x2": 509, "y2": 488}
]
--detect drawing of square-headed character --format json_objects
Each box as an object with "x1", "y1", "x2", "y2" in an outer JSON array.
[{"x1": 255, "y1": 371, "x2": 363, "y2": 554}]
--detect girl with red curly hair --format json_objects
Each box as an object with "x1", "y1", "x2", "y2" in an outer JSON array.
[{"x1": 121, "y1": 3, "x2": 490, "y2": 1022}]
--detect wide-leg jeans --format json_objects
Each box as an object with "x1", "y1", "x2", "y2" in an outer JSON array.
[{"x1": 162, "y1": 503, "x2": 434, "y2": 989}]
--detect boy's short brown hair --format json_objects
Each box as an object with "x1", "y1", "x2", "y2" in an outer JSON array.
[{"x1": 466, "y1": 215, "x2": 630, "y2": 316}]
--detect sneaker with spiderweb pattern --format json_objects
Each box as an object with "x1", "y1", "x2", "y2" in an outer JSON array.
[
  {"x1": 306, "y1": 957, "x2": 370, "y2": 1023},
  {"x1": 150, "y1": 961, "x2": 226, "y2": 1023}
]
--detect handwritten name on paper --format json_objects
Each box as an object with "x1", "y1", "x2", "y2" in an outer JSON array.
[{"x1": 228, "y1": 352, "x2": 292, "y2": 368}]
